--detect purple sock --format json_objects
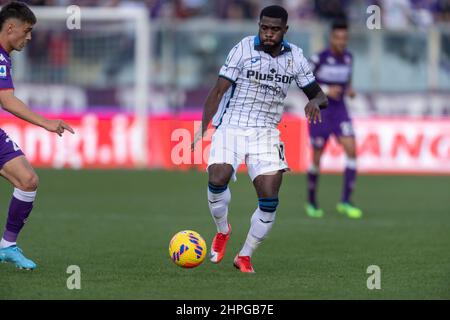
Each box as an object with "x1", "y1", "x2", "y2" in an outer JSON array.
[
  {"x1": 307, "y1": 170, "x2": 319, "y2": 207},
  {"x1": 2, "y1": 189, "x2": 36, "y2": 242},
  {"x1": 342, "y1": 167, "x2": 357, "y2": 203}
]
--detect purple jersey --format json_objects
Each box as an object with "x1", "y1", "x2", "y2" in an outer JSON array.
[
  {"x1": 0, "y1": 45, "x2": 14, "y2": 90},
  {"x1": 310, "y1": 48, "x2": 352, "y2": 105},
  {"x1": 308, "y1": 48, "x2": 355, "y2": 148}
]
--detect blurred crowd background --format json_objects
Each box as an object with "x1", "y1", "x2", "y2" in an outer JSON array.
[
  {"x1": 7, "y1": 0, "x2": 450, "y2": 26},
  {"x1": 0, "y1": 0, "x2": 448, "y2": 116},
  {"x1": 0, "y1": 0, "x2": 447, "y2": 172}
]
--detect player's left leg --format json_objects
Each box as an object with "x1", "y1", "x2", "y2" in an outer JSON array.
[
  {"x1": 234, "y1": 128, "x2": 287, "y2": 273},
  {"x1": 234, "y1": 171, "x2": 283, "y2": 273},
  {"x1": 0, "y1": 155, "x2": 39, "y2": 270},
  {"x1": 337, "y1": 135, "x2": 362, "y2": 218},
  {"x1": 305, "y1": 145, "x2": 325, "y2": 218}
]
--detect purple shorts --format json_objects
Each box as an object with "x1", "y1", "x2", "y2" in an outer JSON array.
[
  {"x1": 308, "y1": 103, "x2": 354, "y2": 149},
  {"x1": 0, "y1": 128, "x2": 24, "y2": 169}
]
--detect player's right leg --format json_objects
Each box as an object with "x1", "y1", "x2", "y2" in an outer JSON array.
[
  {"x1": 0, "y1": 153, "x2": 39, "y2": 270},
  {"x1": 206, "y1": 126, "x2": 244, "y2": 263},
  {"x1": 207, "y1": 164, "x2": 234, "y2": 263},
  {"x1": 305, "y1": 130, "x2": 329, "y2": 218}
]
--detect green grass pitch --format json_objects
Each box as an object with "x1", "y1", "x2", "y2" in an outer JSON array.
[{"x1": 0, "y1": 169, "x2": 449, "y2": 299}]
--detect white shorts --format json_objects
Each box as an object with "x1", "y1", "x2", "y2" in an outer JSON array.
[{"x1": 207, "y1": 125, "x2": 290, "y2": 181}]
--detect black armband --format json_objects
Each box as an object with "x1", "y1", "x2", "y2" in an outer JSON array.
[{"x1": 301, "y1": 81, "x2": 321, "y2": 100}]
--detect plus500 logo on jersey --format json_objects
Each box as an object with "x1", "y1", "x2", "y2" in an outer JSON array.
[{"x1": 246, "y1": 70, "x2": 294, "y2": 84}]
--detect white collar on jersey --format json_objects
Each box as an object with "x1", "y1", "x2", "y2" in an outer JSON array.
[{"x1": 253, "y1": 35, "x2": 292, "y2": 55}]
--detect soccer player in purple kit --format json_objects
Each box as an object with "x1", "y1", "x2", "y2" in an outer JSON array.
[
  {"x1": 305, "y1": 19, "x2": 362, "y2": 219},
  {"x1": 0, "y1": 1, "x2": 74, "y2": 270}
]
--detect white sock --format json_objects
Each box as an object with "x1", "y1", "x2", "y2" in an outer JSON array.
[
  {"x1": 239, "y1": 207, "x2": 276, "y2": 257},
  {"x1": 346, "y1": 158, "x2": 357, "y2": 170},
  {"x1": 308, "y1": 164, "x2": 319, "y2": 174},
  {"x1": 0, "y1": 238, "x2": 16, "y2": 248},
  {"x1": 13, "y1": 188, "x2": 37, "y2": 202},
  {"x1": 207, "y1": 187, "x2": 231, "y2": 234}
]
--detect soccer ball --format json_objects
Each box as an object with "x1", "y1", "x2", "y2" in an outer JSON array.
[{"x1": 169, "y1": 230, "x2": 207, "y2": 268}]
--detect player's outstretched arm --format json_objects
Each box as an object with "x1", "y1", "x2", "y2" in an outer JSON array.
[
  {"x1": 0, "y1": 89, "x2": 74, "y2": 136},
  {"x1": 302, "y1": 81, "x2": 328, "y2": 124},
  {"x1": 191, "y1": 77, "x2": 232, "y2": 151}
]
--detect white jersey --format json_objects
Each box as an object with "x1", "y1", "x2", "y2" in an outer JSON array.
[{"x1": 212, "y1": 35, "x2": 315, "y2": 128}]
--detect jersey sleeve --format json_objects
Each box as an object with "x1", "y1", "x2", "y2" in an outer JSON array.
[
  {"x1": 295, "y1": 49, "x2": 316, "y2": 89},
  {"x1": 218, "y1": 40, "x2": 245, "y2": 83},
  {"x1": 0, "y1": 63, "x2": 14, "y2": 90}
]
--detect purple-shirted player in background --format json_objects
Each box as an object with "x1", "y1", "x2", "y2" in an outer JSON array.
[
  {"x1": 0, "y1": 2, "x2": 74, "y2": 270},
  {"x1": 305, "y1": 19, "x2": 362, "y2": 219}
]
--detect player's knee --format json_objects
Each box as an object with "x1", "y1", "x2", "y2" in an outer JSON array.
[
  {"x1": 208, "y1": 164, "x2": 233, "y2": 186},
  {"x1": 344, "y1": 143, "x2": 356, "y2": 158},
  {"x1": 208, "y1": 174, "x2": 231, "y2": 190},
  {"x1": 313, "y1": 149, "x2": 323, "y2": 166},
  {"x1": 17, "y1": 173, "x2": 39, "y2": 191},
  {"x1": 312, "y1": 157, "x2": 321, "y2": 169},
  {"x1": 258, "y1": 197, "x2": 279, "y2": 213},
  {"x1": 347, "y1": 149, "x2": 357, "y2": 159},
  {"x1": 342, "y1": 138, "x2": 357, "y2": 158}
]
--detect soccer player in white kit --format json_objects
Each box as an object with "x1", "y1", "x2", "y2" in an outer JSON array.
[{"x1": 192, "y1": 5, "x2": 328, "y2": 273}]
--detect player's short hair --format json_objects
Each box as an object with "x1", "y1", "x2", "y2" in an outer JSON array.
[
  {"x1": 260, "y1": 5, "x2": 288, "y2": 24},
  {"x1": 331, "y1": 19, "x2": 349, "y2": 31},
  {"x1": 0, "y1": 1, "x2": 36, "y2": 31}
]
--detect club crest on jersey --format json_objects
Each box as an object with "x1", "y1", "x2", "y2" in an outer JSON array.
[
  {"x1": 246, "y1": 70, "x2": 294, "y2": 84},
  {"x1": 327, "y1": 56, "x2": 336, "y2": 64},
  {"x1": 287, "y1": 59, "x2": 292, "y2": 69},
  {"x1": 0, "y1": 65, "x2": 7, "y2": 78},
  {"x1": 0, "y1": 54, "x2": 7, "y2": 63}
]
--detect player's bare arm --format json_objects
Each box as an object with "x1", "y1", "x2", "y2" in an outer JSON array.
[
  {"x1": 0, "y1": 89, "x2": 74, "y2": 137},
  {"x1": 191, "y1": 77, "x2": 232, "y2": 150},
  {"x1": 302, "y1": 82, "x2": 328, "y2": 124},
  {"x1": 346, "y1": 86, "x2": 356, "y2": 98},
  {"x1": 327, "y1": 85, "x2": 343, "y2": 100},
  {"x1": 347, "y1": 77, "x2": 356, "y2": 98}
]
